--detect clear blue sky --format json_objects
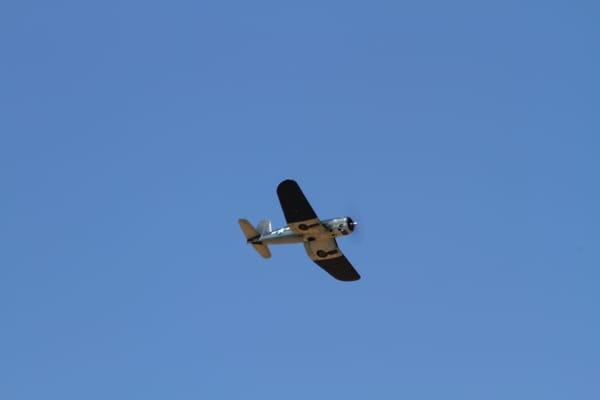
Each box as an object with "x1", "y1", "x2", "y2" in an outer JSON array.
[{"x1": 1, "y1": 1, "x2": 599, "y2": 399}]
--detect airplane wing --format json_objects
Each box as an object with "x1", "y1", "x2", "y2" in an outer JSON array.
[
  {"x1": 304, "y1": 239, "x2": 361, "y2": 281},
  {"x1": 277, "y1": 179, "x2": 326, "y2": 234}
]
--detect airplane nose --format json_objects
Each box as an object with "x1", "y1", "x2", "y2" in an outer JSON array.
[{"x1": 347, "y1": 217, "x2": 357, "y2": 231}]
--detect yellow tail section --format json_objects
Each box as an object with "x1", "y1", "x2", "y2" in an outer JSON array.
[
  {"x1": 238, "y1": 219, "x2": 259, "y2": 239},
  {"x1": 238, "y1": 219, "x2": 272, "y2": 259}
]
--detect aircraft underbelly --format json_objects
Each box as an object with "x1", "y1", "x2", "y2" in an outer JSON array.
[{"x1": 261, "y1": 231, "x2": 304, "y2": 245}]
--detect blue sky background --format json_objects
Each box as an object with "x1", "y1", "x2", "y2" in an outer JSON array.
[{"x1": 1, "y1": 1, "x2": 599, "y2": 399}]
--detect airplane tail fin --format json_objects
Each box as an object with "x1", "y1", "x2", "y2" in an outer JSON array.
[
  {"x1": 238, "y1": 219, "x2": 272, "y2": 259},
  {"x1": 256, "y1": 219, "x2": 272, "y2": 235}
]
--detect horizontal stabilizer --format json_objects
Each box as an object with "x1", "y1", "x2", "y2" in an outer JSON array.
[
  {"x1": 238, "y1": 219, "x2": 259, "y2": 240},
  {"x1": 252, "y1": 243, "x2": 272, "y2": 259},
  {"x1": 238, "y1": 219, "x2": 272, "y2": 259}
]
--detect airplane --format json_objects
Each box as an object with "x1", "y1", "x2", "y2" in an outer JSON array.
[{"x1": 238, "y1": 179, "x2": 361, "y2": 281}]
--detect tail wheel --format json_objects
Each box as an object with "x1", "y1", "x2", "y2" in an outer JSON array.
[{"x1": 316, "y1": 250, "x2": 327, "y2": 258}]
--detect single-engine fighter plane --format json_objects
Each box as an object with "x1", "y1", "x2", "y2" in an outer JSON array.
[{"x1": 238, "y1": 179, "x2": 360, "y2": 281}]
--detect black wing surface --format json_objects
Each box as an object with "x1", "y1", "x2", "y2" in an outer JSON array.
[
  {"x1": 277, "y1": 179, "x2": 318, "y2": 224},
  {"x1": 304, "y1": 239, "x2": 361, "y2": 281}
]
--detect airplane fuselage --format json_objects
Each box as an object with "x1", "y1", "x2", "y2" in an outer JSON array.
[{"x1": 251, "y1": 217, "x2": 355, "y2": 245}]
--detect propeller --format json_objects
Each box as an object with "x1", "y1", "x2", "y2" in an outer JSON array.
[{"x1": 345, "y1": 204, "x2": 365, "y2": 245}]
